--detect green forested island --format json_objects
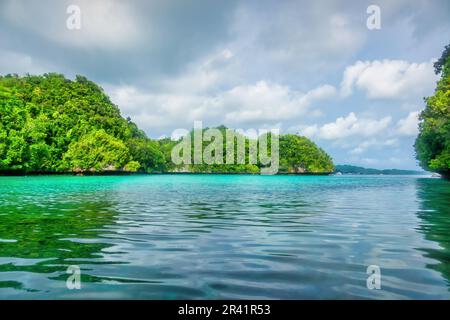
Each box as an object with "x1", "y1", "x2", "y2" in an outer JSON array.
[
  {"x1": 0, "y1": 73, "x2": 334, "y2": 175},
  {"x1": 415, "y1": 44, "x2": 450, "y2": 178},
  {"x1": 334, "y1": 165, "x2": 424, "y2": 175}
]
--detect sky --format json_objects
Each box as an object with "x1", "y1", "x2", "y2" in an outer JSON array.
[{"x1": 1, "y1": 0, "x2": 449, "y2": 169}]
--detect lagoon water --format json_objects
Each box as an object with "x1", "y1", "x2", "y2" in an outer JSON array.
[{"x1": 0, "y1": 175, "x2": 449, "y2": 299}]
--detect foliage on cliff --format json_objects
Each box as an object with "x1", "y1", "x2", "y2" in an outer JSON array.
[
  {"x1": 415, "y1": 44, "x2": 450, "y2": 177},
  {"x1": 160, "y1": 127, "x2": 334, "y2": 174},
  {"x1": 0, "y1": 73, "x2": 163, "y2": 173},
  {"x1": 0, "y1": 73, "x2": 334, "y2": 174}
]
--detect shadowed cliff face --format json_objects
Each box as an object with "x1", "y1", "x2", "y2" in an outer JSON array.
[{"x1": 416, "y1": 178, "x2": 450, "y2": 286}]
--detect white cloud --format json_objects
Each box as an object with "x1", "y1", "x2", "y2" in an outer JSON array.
[
  {"x1": 1, "y1": 0, "x2": 142, "y2": 49},
  {"x1": 0, "y1": 49, "x2": 49, "y2": 75},
  {"x1": 225, "y1": 2, "x2": 367, "y2": 86},
  {"x1": 160, "y1": 49, "x2": 237, "y2": 94},
  {"x1": 222, "y1": 82, "x2": 336, "y2": 124},
  {"x1": 340, "y1": 59, "x2": 437, "y2": 99},
  {"x1": 301, "y1": 112, "x2": 392, "y2": 140},
  {"x1": 349, "y1": 138, "x2": 398, "y2": 155},
  {"x1": 298, "y1": 125, "x2": 319, "y2": 138},
  {"x1": 107, "y1": 80, "x2": 336, "y2": 135},
  {"x1": 361, "y1": 157, "x2": 379, "y2": 165},
  {"x1": 396, "y1": 111, "x2": 420, "y2": 136},
  {"x1": 105, "y1": 45, "x2": 338, "y2": 135}
]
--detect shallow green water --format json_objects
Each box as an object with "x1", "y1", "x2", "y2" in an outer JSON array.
[{"x1": 0, "y1": 174, "x2": 449, "y2": 299}]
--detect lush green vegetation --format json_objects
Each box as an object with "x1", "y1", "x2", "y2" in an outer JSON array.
[
  {"x1": 279, "y1": 134, "x2": 334, "y2": 173},
  {"x1": 334, "y1": 165, "x2": 424, "y2": 175},
  {"x1": 0, "y1": 73, "x2": 164, "y2": 173},
  {"x1": 415, "y1": 44, "x2": 450, "y2": 178},
  {"x1": 161, "y1": 127, "x2": 334, "y2": 174},
  {"x1": 162, "y1": 126, "x2": 261, "y2": 174},
  {"x1": 0, "y1": 73, "x2": 334, "y2": 174}
]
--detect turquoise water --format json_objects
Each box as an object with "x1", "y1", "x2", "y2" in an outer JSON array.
[{"x1": 0, "y1": 174, "x2": 449, "y2": 299}]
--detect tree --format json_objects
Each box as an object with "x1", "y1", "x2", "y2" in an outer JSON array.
[
  {"x1": 124, "y1": 161, "x2": 141, "y2": 172},
  {"x1": 127, "y1": 138, "x2": 165, "y2": 172},
  {"x1": 63, "y1": 129, "x2": 131, "y2": 172},
  {"x1": 0, "y1": 74, "x2": 165, "y2": 173},
  {"x1": 0, "y1": 73, "x2": 335, "y2": 175},
  {"x1": 279, "y1": 134, "x2": 334, "y2": 173},
  {"x1": 160, "y1": 127, "x2": 334, "y2": 174},
  {"x1": 415, "y1": 44, "x2": 450, "y2": 177}
]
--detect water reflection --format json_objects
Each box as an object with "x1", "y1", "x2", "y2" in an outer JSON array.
[
  {"x1": 416, "y1": 178, "x2": 450, "y2": 286},
  {"x1": 0, "y1": 178, "x2": 122, "y2": 292},
  {"x1": 1, "y1": 175, "x2": 450, "y2": 298}
]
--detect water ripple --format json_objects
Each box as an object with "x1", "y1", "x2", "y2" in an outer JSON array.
[{"x1": 0, "y1": 175, "x2": 449, "y2": 299}]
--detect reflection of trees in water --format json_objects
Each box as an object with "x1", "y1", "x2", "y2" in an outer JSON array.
[
  {"x1": 0, "y1": 197, "x2": 122, "y2": 291},
  {"x1": 416, "y1": 178, "x2": 450, "y2": 285}
]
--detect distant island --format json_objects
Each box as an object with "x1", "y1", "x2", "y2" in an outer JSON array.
[
  {"x1": 0, "y1": 73, "x2": 333, "y2": 175},
  {"x1": 334, "y1": 165, "x2": 426, "y2": 175}
]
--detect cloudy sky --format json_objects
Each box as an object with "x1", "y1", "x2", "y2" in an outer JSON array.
[{"x1": 1, "y1": 0, "x2": 449, "y2": 169}]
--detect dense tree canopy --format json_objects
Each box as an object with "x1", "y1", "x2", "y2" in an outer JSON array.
[
  {"x1": 415, "y1": 44, "x2": 450, "y2": 177},
  {"x1": 0, "y1": 73, "x2": 334, "y2": 174},
  {"x1": 62, "y1": 129, "x2": 131, "y2": 173},
  {"x1": 161, "y1": 127, "x2": 334, "y2": 174},
  {"x1": 0, "y1": 73, "x2": 164, "y2": 173},
  {"x1": 279, "y1": 134, "x2": 334, "y2": 173}
]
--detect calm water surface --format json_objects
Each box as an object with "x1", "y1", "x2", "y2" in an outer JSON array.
[{"x1": 0, "y1": 175, "x2": 449, "y2": 299}]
